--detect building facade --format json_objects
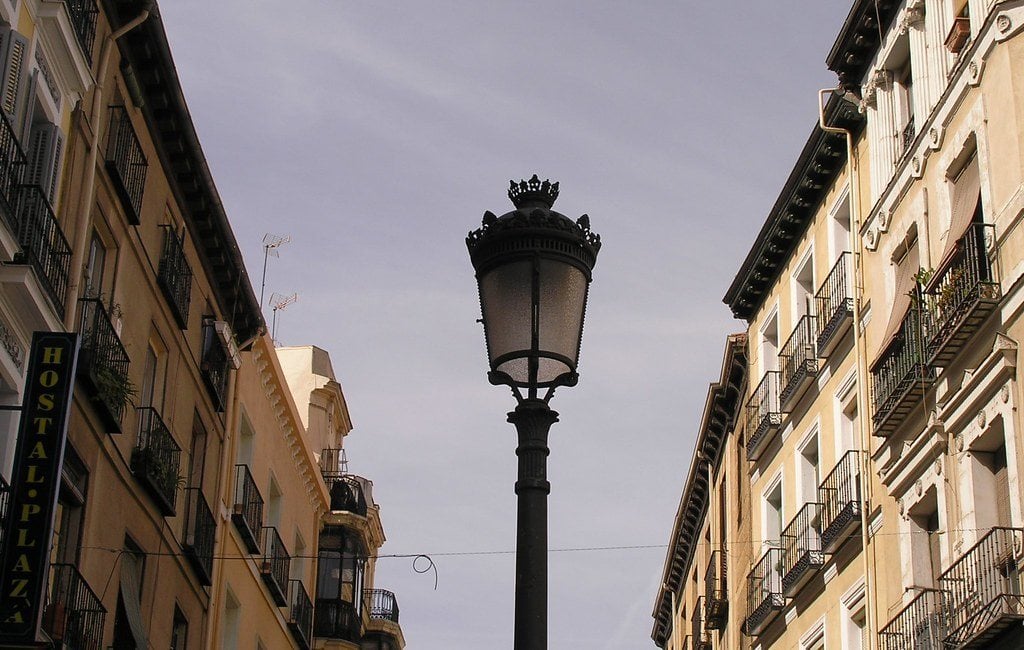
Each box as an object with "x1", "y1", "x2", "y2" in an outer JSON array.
[{"x1": 654, "y1": 0, "x2": 1024, "y2": 648}]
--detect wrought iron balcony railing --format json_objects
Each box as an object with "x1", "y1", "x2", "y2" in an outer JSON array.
[
  {"x1": 131, "y1": 407, "x2": 181, "y2": 516},
  {"x1": 200, "y1": 318, "x2": 229, "y2": 411},
  {"x1": 15, "y1": 185, "x2": 71, "y2": 316},
  {"x1": 878, "y1": 588, "x2": 948, "y2": 650},
  {"x1": 871, "y1": 308, "x2": 935, "y2": 436},
  {"x1": 781, "y1": 502, "x2": 825, "y2": 596},
  {"x1": 62, "y1": 0, "x2": 99, "y2": 63},
  {"x1": 366, "y1": 588, "x2": 401, "y2": 623},
  {"x1": 327, "y1": 474, "x2": 368, "y2": 515},
  {"x1": 231, "y1": 464, "x2": 264, "y2": 554},
  {"x1": 692, "y1": 596, "x2": 711, "y2": 650},
  {"x1": 924, "y1": 223, "x2": 1000, "y2": 367},
  {"x1": 314, "y1": 599, "x2": 360, "y2": 641},
  {"x1": 260, "y1": 526, "x2": 290, "y2": 606},
  {"x1": 287, "y1": 580, "x2": 313, "y2": 650},
  {"x1": 815, "y1": 252, "x2": 854, "y2": 356},
  {"x1": 819, "y1": 450, "x2": 861, "y2": 553},
  {"x1": 940, "y1": 527, "x2": 1024, "y2": 648},
  {"x1": 745, "y1": 371, "x2": 782, "y2": 461},
  {"x1": 703, "y1": 549, "x2": 728, "y2": 630},
  {"x1": 779, "y1": 314, "x2": 818, "y2": 409},
  {"x1": 157, "y1": 226, "x2": 192, "y2": 329},
  {"x1": 320, "y1": 447, "x2": 347, "y2": 480},
  {"x1": 744, "y1": 547, "x2": 785, "y2": 636},
  {"x1": 182, "y1": 487, "x2": 215, "y2": 586},
  {"x1": 105, "y1": 106, "x2": 147, "y2": 224},
  {"x1": 901, "y1": 116, "x2": 916, "y2": 161},
  {"x1": 77, "y1": 297, "x2": 131, "y2": 432},
  {"x1": 0, "y1": 109, "x2": 25, "y2": 223},
  {"x1": 0, "y1": 474, "x2": 8, "y2": 554},
  {"x1": 40, "y1": 563, "x2": 105, "y2": 650}
]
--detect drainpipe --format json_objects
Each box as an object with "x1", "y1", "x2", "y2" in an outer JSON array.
[
  {"x1": 818, "y1": 88, "x2": 878, "y2": 650},
  {"x1": 62, "y1": 7, "x2": 151, "y2": 329}
]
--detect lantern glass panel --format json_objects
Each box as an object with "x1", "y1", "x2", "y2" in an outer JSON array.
[
  {"x1": 479, "y1": 260, "x2": 532, "y2": 379},
  {"x1": 537, "y1": 259, "x2": 587, "y2": 382}
]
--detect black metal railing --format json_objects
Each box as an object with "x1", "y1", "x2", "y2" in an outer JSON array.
[
  {"x1": 878, "y1": 588, "x2": 947, "y2": 650},
  {"x1": 320, "y1": 447, "x2": 346, "y2": 480},
  {"x1": 0, "y1": 109, "x2": 25, "y2": 222},
  {"x1": 182, "y1": 487, "x2": 215, "y2": 585},
  {"x1": 40, "y1": 563, "x2": 106, "y2": 649},
  {"x1": 901, "y1": 116, "x2": 916, "y2": 160},
  {"x1": 63, "y1": 0, "x2": 99, "y2": 63},
  {"x1": 365, "y1": 588, "x2": 400, "y2": 623},
  {"x1": 260, "y1": 526, "x2": 290, "y2": 606},
  {"x1": 816, "y1": 252, "x2": 854, "y2": 354},
  {"x1": 871, "y1": 308, "x2": 935, "y2": 435},
  {"x1": 704, "y1": 549, "x2": 728, "y2": 629},
  {"x1": 287, "y1": 580, "x2": 313, "y2": 650},
  {"x1": 779, "y1": 314, "x2": 818, "y2": 406},
  {"x1": 157, "y1": 226, "x2": 192, "y2": 329},
  {"x1": 745, "y1": 372, "x2": 782, "y2": 461},
  {"x1": 0, "y1": 474, "x2": 9, "y2": 554},
  {"x1": 131, "y1": 407, "x2": 181, "y2": 516},
  {"x1": 231, "y1": 464, "x2": 263, "y2": 554},
  {"x1": 925, "y1": 223, "x2": 1000, "y2": 367},
  {"x1": 77, "y1": 297, "x2": 131, "y2": 431},
  {"x1": 940, "y1": 527, "x2": 1024, "y2": 647},
  {"x1": 744, "y1": 547, "x2": 784, "y2": 636},
  {"x1": 15, "y1": 185, "x2": 71, "y2": 316},
  {"x1": 326, "y1": 474, "x2": 368, "y2": 515},
  {"x1": 819, "y1": 450, "x2": 861, "y2": 552},
  {"x1": 314, "y1": 599, "x2": 360, "y2": 641},
  {"x1": 200, "y1": 318, "x2": 229, "y2": 411},
  {"x1": 692, "y1": 596, "x2": 710, "y2": 650},
  {"x1": 781, "y1": 502, "x2": 824, "y2": 595},
  {"x1": 105, "y1": 106, "x2": 147, "y2": 224}
]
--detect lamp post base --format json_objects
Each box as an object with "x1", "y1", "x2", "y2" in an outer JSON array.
[{"x1": 508, "y1": 398, "x2": 558, "y2": 650}]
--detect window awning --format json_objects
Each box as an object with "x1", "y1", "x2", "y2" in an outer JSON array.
[
  {"x1": 871, "y1": 244, "x2": 920, "y2": 370},
  {"x1": 935, "y1": 158, "x2": 981, "y2": 276}
]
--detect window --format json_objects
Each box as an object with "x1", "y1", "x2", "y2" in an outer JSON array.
[
  {"x1": 49, "y1": 446, "x2": 88, "y2": 566},
  {"x1": 236, "y1": 411, "x2": 254, "y2": 467},
  {"x1": 831, "y1": 190, "x2": 852, "y2": 261},
  {"x1": 764, "y1": 479, "x2": 783, "y2": 546},
  {"x1": 938, "y1": 152, "x2": 982, "y2": 270},
  {"x1": 83, "y1": 231, "x2": 107, "y2": 298},
  {"x1": 800, "y1": 620, "x2": 825, "y2": 650},
  {"x1": 970, "y1": 417, "x2": 1012, "y2": 529},
  {"x1": 317, "y1": 525, "x2": 366, "y2": 616},
  {"x1": 760, "y1": 310, "x2": 779, "y2": 373},
  {"x1": 798, "y1": 432, "x2": 821, "y2": 506},
  {"x1": 221, "y1": 590, "x2": 240, "y2": 650},
  {"x1": 893, "y1": 52, "x2": 915, "y2": 158},
  {"x1": 187, "y1": 412, "x2": 207, "y2": 492},
  {"x1": 793, "y1": 250, "x2": 816, "y2": 318},
  {"x1": 293, "y1": 530, "x2": 308, "y2": 584},
  {"x1": 267, "y1": 475, "x2": 282, "y2": 529},
  {"x1": 170, "y1": 606, "x2": 188, "y2": 650},
  {"x1": 112, "y1": 539, "x2": 147, "y2": 649},
  {"x1": 908, "y1": 490, "x2": 942, "y2": 588},
  {"x1": 0, "y1": 27, "x2": 27, "y2": 123},
  {"x1": 139, "y1": 342, "x2": 165, "y2": 412},
  {"x1": 842, "y1": 582, "x2": 867, "y2": 650}
]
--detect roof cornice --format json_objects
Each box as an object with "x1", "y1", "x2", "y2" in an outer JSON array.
[
  {"x1": 723, "y1": 95, "x2": 864, "y2": 322},
  {"x1": 826, "y1": 0, "x2": 902, "y2": 88}
]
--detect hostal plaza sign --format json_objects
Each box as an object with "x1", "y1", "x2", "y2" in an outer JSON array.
[{"x1": 0, "y1": 333, "x2": 79, "y2": 643}]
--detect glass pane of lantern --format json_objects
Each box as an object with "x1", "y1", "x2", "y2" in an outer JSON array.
[
  {"x1": 537, "y1": 259, "x2": 587, "y2": 383},
  {"x1": 479, "y1": 260, "x2": 532, "y2": 381}
]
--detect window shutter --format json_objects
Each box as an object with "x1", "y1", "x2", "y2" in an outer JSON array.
[
  {"x1": 0, "y1": 27, "x2": 28, "y2": 122},
  {"x1": 25, "y1": 121, "x2": 64, "y2": 203}
]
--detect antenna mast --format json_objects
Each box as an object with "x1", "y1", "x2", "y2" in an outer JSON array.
[
  {"x1": 270, "y1": 292, "x2": 298, "y2": 344},
  {"x1": 260, "y1": 234, "x2": 291, "y2": 308}
]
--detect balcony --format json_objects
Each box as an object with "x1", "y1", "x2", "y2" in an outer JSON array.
[
  {"x1": 815, "y1": 252, "x2": 854, "y2": 357},
  {"x1": 231, "y1": 464, "x2": 264, "y2": 554},
  {"x1": 692, "y1": 596, "x2": 711, "y2": 650},
  {"x1": 779, "y1": 314, "x2": 818, "y2": 409},
  {"x1": 924, "y1": 223, "x2": 999, "y2": 367},
  {"x1": 879, "y1": 588, "x2": 947, "y2": 650},
  {"x1": 900, "y1": 116, "x2": 916, "y2": 161},
  {"x1": 366, "y1": 588, "x2": 400, "y2": 623},
  {"x1": 62, "y1": 0, "x2": 98, "y2": 63},
  {"x1": 819, "y1": 450, "x2": 861, "y2": 553},
  {"x1": 871, "y1": 309, "x2": 935, "y2": 436},
  {"x1": 703, "y1": 549, "x2": 728, "y2": 629},
  {"x1": 0, "y1": 474, "x2": 8, "y2": 552},
  {"x1": 182, "y1": 487, "x2": 215, "y2": 586},
  {"x1": 105, "y1": 106, "x2": 147, "y2": 224},
  {"x1": 0, "y1": 109, "x2": 25, "y2": 222},
  {"x1": 744, "y1": 547, "x2": 784, "y2": 636},
  {"x1": 200, "y1": 318, "x2": 230, "y2": 411},
  {"x1": 157, "y1": 226, "x2": 192, "y2": 329},
  {"x1": 287, "y1": 580, "x2": 313, "y2": 650},
  {"x1": 745, "y1": 372, "x2": 782, "y2": 461},
  {"x1": 131, "y1": 407, "x2": 181, "y2": 517},
  {"x1": 40, "y1": 563, "x2": 105, "y2": 650},
  {"x1": 77, "y1": 297, "x2": 131, "y2": 432},
  {"x1": 314, "y1": 599, "x2": 360, "y2": 642},
  {"x1": 781, "y1": 502, "x2": 825, "y2": 596},
  {"x1": 940, "y1": 527, "x2": 1024, "y2": 648},
  {"x1": 14, "y1": 185, "x2": 71, "y2": 316},
  {"x1": 259, "y1": 526, "x2": 290, "y2": 606}
]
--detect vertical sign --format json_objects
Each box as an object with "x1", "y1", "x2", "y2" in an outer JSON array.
[{"x1": 0, "y1": 332, "x2": 78, "y2": 643}]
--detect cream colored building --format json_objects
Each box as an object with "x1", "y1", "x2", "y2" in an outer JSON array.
[{"x1": 654, "y1": 0, "x2": 1024, "y2": 648}]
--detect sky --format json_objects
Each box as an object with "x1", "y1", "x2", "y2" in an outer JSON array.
[{"x1": 159, "y1": 2, "x2": 849, "y2": 647}]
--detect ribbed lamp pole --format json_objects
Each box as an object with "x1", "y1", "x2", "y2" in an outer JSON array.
[{"x1": 467, "y1": 175, "x2": 601, "y2": 649}]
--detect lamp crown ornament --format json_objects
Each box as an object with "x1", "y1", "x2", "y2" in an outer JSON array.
[{"x1": 508, "y1": 174, "x2": 559, "y2": 208}]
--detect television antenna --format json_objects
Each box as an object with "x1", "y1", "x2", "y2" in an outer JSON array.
[
  {"x1": 270, "y1": 292, "x2": 298, "y2": 343},
  {"x1": 260, "y1": 233, "x2": 291, "y2": 307}
]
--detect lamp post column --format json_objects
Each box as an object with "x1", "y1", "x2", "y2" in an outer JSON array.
[{"x1": 508, "y1": 398, "x2": 558, "y2": 650}]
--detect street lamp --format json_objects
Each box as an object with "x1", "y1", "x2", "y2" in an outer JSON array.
[{"x1": 466, "y1": 175, "x2": 601, "y2": 649}]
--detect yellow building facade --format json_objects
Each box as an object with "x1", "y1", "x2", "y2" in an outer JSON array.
[{"x1": 655, "y1": 0, "x2": 1024, "y2": 648}]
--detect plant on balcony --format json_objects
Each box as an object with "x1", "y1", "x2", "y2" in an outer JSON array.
[
  {"x1": 131, "y1": 446, "x2": 185, "y2": 500},
  {"x1": 91, "y1": 361, "x2": 136, "y2": 417}
]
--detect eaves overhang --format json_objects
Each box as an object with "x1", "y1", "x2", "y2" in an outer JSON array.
[
  {"x1": 723, "y1": 95, "x2": 864, "y2": 322},
  {"x1": 826, "y1": 0, "x2": 902, "y2": 88},
  {"x1": 651, "y1": 334, "x2": 747, "y2": 648},
  {"x1": 102, "y1": 0, "x2": 265, "y2": 343}
]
